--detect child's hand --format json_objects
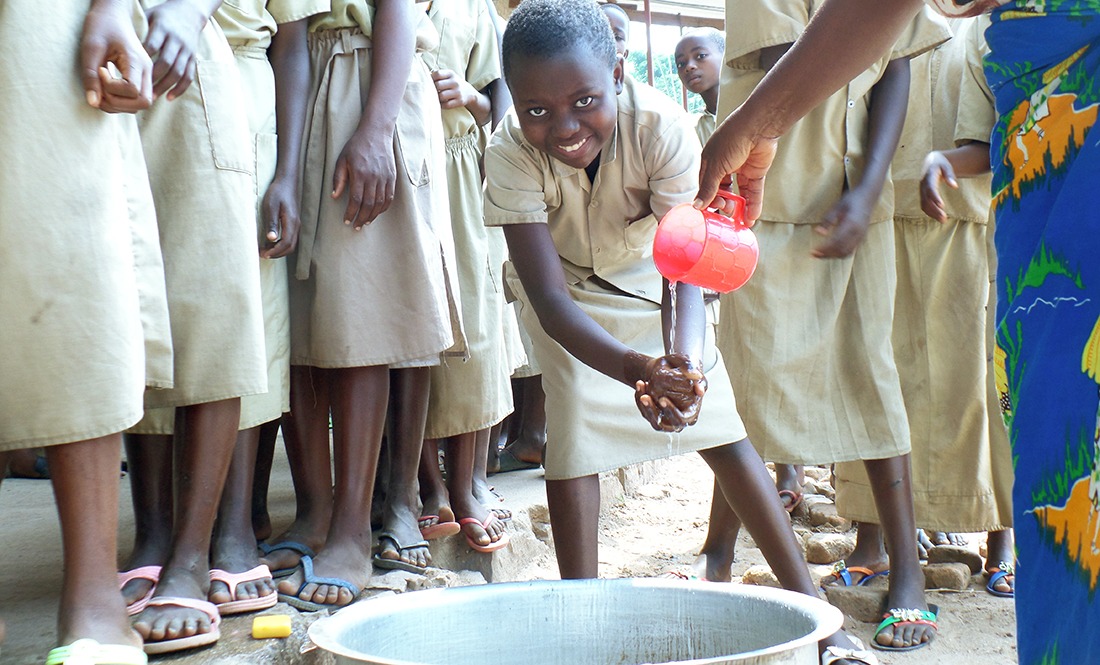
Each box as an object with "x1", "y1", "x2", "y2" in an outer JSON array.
[
  {"x1": 332, "y1": 128, "x2": 397, "y2": 229},
  {"x1": 81, "y1": 3, "x2": 154, "y2": 113},
  {"x1": 431, "y1": 69, "x2": 477, "y2": 110},
  {"x1": 920, "y1": 151, "x2": 956, "y2": 223},
  {"x1": 634, "y1": 355, "x2": 707, "y2": 432},
  {"x1": 813, "y1": 188, "x2": 872, "y2": 259},
  {"x1": 144, "y1": 0, "x2": 208, "y2": 100},
  {"x1": 260, "y1": 174, "x2": 301, "y2": 259}
]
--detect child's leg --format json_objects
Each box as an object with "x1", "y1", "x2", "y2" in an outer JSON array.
[
  {"x1": 445, "y1": 432, "x2": 507, "y2": 549},
  {"x1": 690, "y1": 479, "x2": 741, "y2": 582},
  {"x1": 418, "y1": 439, "x2": 454, "y2": 526},
  {"x1": 503, "y1": 375, "x2": 547, "y2": 465},
  {"x1": 985, "y1": 528, "x2": 1015, "y2": 595},
  {"x1": 120, "y1": 433, "x2": 173, "y2": 608},
  {"x1": 0, "y1": 450, "x2": 8, "y2": 478},
  {"x1": 545, "y1": 475, "x2": 601, "y2": 579},
  {"x1": 774, "y1": 463, "x2": 804, "y2": 510},
  {"x1": 209, "y1": 424, "x2": 276, "y2": 605},
  {"x1": 48, "y1": 434, "x2": 140, "y2": 648},
  {"x1": 251, "y1": 419, "x2": 281, "y2": 543},
  {"x1": 820, "y1": 522, "x2": 888, "y2": 587},
  {"x1": 377, "y1": 367, "x2": 431, "y2": 569},
  {"x1": 472, "y1": 428, "x2": 511, "y2": 520},
  {"x1": 863, "y1": 454, "x2": 934, "y2": 649},
  {"x1": 261, "y1": 366, "x2": 332, "y2": 573},
  {"x1": 133, "y1": 398, "x2": 241, "y2": 643},
  {"x1": 278, "y1": 366, "x2": 387, "y2": 606}
]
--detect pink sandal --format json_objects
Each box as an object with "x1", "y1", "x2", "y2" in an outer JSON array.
[
  {"x1": 139, "y1": 596, "x2": 221, "y2": 655},
  {"x1": 459, "y1": 514, "x2": 510, "y2": 553},
  {"x1": 117, "y1": 565, "x2": 160, "y2": 616},
  {"x1": 209, "y1": 564, "x2": 278, "y2": 615}
]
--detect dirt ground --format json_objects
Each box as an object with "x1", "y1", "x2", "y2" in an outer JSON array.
[{"x1": 0, "y1": 450, "x2": 1016, "y2": 664}]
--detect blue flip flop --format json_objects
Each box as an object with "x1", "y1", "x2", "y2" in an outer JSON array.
[
  {"x1": 277, "y1": 555, "x2": 360, "y2": 612},
  {"x1": 985, "y1": 561, "x2": 1015, "y2": 598},
  {"x1": 258, "y1": 540, "x2": 316, "y2": 579}
]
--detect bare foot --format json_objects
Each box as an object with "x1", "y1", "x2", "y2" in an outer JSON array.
[
  {"x1": 930, "y1": 531, "x2": 967, "y2": 546},
  {"x1": 454, "y1": 503, "x2": 507, "y2": 548},
  {"x1": 873, "y1": 568, "x2": 935, "y2": 650},
  {"x1": 259, "y1": 523, "x2": 327, "y2": 576},
  {"x1": 690, "y1": 543, "x2": 736, "y2": 582},
  {"x1": 132, "y1": 565, "x2": 216, "y2": 646},
  {"x1": 378, "y1": 502, "x2": 431, "y2": 570}
]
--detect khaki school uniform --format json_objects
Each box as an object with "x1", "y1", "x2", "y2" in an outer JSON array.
[
  {"x1": 714, "y1": 0, "x2": 950, "y2": 465},
  {"x1": 129, "y1": 1, "x2": 268, "y2": 434},
  {"x1": 138, "y1": 0, "x2": 328, "y2": 434},
  {"x1": 694, "y1": 111, "x2": 717, "y2": 145},
  {"x1": 0, "y1": 0, "x2": 171, "y2": 450},
  {"x1": 835, "y1": 17, "x2": 1013, "y2": 531},
  {"x1": 422, "y1": 0, "x2": 514, "y2": 438},
  {"x1": 290, "y1": 1, "x2": 463, "y2": 368},
  {"x1": 484, "y1": 76, "x2": 747, "y2": 481}
]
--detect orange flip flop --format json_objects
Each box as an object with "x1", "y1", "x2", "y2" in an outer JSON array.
[{"x1": 459, "y1": 514, "x2": 510, "y2": 553}]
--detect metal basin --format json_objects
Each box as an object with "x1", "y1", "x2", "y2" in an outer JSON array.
[{"x1": 308, "y1": 579, "x2": 843, "y2": 665}]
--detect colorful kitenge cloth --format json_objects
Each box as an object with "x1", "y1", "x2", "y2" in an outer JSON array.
[{"x1": 984, "y1": 1, "x2": 1100, "y2": 662}]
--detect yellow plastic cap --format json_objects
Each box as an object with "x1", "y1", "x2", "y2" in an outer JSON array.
[{"x1": 252, "y1": 615, "x2": 292, "y2": 639}]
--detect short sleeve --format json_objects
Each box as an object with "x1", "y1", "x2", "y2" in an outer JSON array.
[
  {"x1": 484, "y1": 113, "x2": 550, "y2": 226},
  {"x1": 465, "y1": 2, "x2": 501, "y2": 92},
  {"x1": 645, "y1": 115, "x2": 702, "y2": 221},
  {"x1": 722, "y1": 0, "x2": 808, "y2": 70},
  {"x1": 890, "y1": 5, "x2": 951, "y2": 61},
  {"x1": 269, "y1": 0, "x2": 330, "y2": 24},
  {"x1": 954, "y1": 17, "x2": 996, "y2": 145}
]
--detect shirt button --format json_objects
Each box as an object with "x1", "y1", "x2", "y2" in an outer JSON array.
[
  {"x1": 847, "y1": 99, "x2": 855, "y2": 108},
  {"x1": 591, "y1": 200, "x2": 600, "y2": 209},
  {"x1": 844, "y1": 157, "x2": 851, "y2": 165},
  {"x1": 595, "y1": 247, "x2": 602, "y2": 254}
]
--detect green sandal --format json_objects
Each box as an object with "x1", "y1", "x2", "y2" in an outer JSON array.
[
  {"x1": 46, "y1": 638, "x2": 147, "y2": 665},
  {"x1": 871, "y1": 604, "x2": 939, "y2": 652}
]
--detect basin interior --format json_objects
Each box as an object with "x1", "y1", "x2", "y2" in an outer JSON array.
[{"x1": 310, "y1": 580, "x2": 841, "y2": 665}]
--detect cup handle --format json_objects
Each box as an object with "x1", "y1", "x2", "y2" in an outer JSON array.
[{"x1": 712, "y1": 190, "x2": 747, "y2": 226}]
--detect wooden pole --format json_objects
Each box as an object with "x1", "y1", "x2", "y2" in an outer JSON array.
[{"x1": 643, "y1": 0, "x2": 654, "y2": 86}]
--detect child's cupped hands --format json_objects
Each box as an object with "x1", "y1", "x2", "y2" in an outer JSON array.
[
  {"x1": 81, "y1": 2, "x2": 154, "y2": 113},
  {"x1": 431, "y1": 69, "x2": 477, "y2": 110},
  {"x1": 143, "y1": 0, "x2": 208, "y2": 101},
  {"x1": 812, "y1": 187, "x2": 872, "y2": 259},
  {"x1": 332, "y1": 128, "x2": 397, "y2": 229},
  {"x1": 634, "y1": 354, "x2": 708, "y2": 432}
]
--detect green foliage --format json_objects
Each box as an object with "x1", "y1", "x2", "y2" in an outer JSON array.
[{"x1": 625, "y1": 50, "x2": 705, "y2": 114}]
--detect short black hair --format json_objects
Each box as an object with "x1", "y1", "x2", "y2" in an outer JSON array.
[
  {"x1": 599, "y1": 2, "x2": 630, "y2": 26},
  {"x1": 502, "y1": 0, "x2": 617, "y2": 80},
  {"x1": 679, "y1": 27, "x2": 725, "y2": 55}
]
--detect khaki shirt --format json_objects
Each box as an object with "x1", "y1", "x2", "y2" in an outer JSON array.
[
  {"x1": 718, "y1": 0, "x2": 950, "y2": 224},
  {"x1": 893, "y1": 16, "x2": 994, "y2": 224},
  {"x1": 424, "y1": 0, "x2": 501, "y2": 140},
  {"x1": 216, "y1": 0, "x2": 329, "y2": 49},
  {"x1": 484, "y1": 76, "x2": 699, "y2": 305},
  {"x1": 695, "y1": 111, "x2": 717, "y2": 145},
  {"x1": 309, "y1": 0, "x2": 371, "y2": 33}
]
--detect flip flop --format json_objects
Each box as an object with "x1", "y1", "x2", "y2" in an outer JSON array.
[
  {"x1": 46, "y1": 639, "x2": 147, "y2": 665},
  {"x1": 459, "y1": 514, "x2": 510, "y2": 553},
  {"x1": 819, "y1": 561, "x2": 888, "y2": 590},
  {"x1": 821, "y1": 636, "x2": 879, "y2": 665},
  {"x1": 277, "y1": 555, "x2": 361, "y2": 612},
  {"x1": 258, "y1": 540, "x2": 316, "y2": 579},
  {"x1": 985, "y1": 561, "x2": 1015, "y2": 598},
  {"x1": 870, "y1": 605, "x2": 939, "y2": 653},
  {"x1": 372, "y1": 534, "x2": 430, "y2": 574},
  {"x1": 494, "y1": 447, "x2": 541, "y2": 473},
  {"x1": 778, "y1": 489, "x2": 803, "y2": 513},
  {"x1": 117, "y1": 565, "x2": 161, "y2": 616},
  {"x1": 138, "y1": 597, "x2": 221, "y2": 655},
  {"x1": 209, "y1": 565, "x2": 278, "y2": 615},
  {"x1": 418, "y1": 514, "x2": 461, "y2": 540}
]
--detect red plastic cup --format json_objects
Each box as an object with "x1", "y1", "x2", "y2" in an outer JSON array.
[{"x1": 652, "y1": 191, "x2": 759, "y2": 293}]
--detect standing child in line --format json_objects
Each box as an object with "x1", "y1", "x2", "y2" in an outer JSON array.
[
  {"x1": 1, "y1": 1, "x2": 164, "y2": 662},
  {"x1": 121, "y1": 0, "x2": 270, "y2": 654},
  {"x1": 832, "y1": 14, "x2": 1015, "y2": 598},
  {"x1": 380, "y1": 0, "x2": 514, "y2": 569},
  {"x1": 487, "y1": 2, "x2": 876, "y2": 662},
  {"x1": 711, "y1": 0, "x2": 950, "y2": 653},
  {"x1": 272, "y1": 0, "x2": 462, "y2": 611}
]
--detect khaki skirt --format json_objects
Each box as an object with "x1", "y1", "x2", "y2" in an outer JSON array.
[
  {"x1": 0, "y1": 0, "x2": 170, "y2": 450},
  {"x1": 834, "y1": 217, "x2": 1014, "y2": 530},
  {"x1": 425, "y1": 134, "x2": 514, "y2": 438},
  {"x1": 512, "y1": 273, "x2": 747, "y2": 480},
  {"x1": 289, "y1": 29, "x2": 463, "y2": 368},
  {"x1": 717, "y1": 220, "x2": 911, "y2": 465}
]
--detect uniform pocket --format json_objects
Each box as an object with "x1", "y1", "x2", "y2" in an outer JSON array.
[
  {"x1": 623, "y1": 213, "x2": 658, "y2": 251},
  {"x1": 195, "y1": 59, "x2": 253, "y2": 174},
  {"x1": 393, "y1": 65, "x2": 434, "y2": 188}
]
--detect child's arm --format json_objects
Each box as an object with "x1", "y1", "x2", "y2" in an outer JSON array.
[
  {"x1": 919, "y1": 141, "x2": 991, "y2": 222},
  {"x1": 431, "y1": 70, "x2": 492, "y2": 126},
  {"x1": 813, "y1": 55, "x2": 909, "y2": 258},
  {"x1": 143, "y1": 0, "x2": 225, "y2": 100},
  {"x1": 332, "y1": 0, "x2": 413, "y2": 229},
  {"x1": 81, "y1": 0, "x2": 154, "y2": 113},
  {"x1": 261, "y1": 18, "x2": 310, "y2": 259},
  {"x1": 504, "y1": 223, "x2": 704, "y2": 431}
]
